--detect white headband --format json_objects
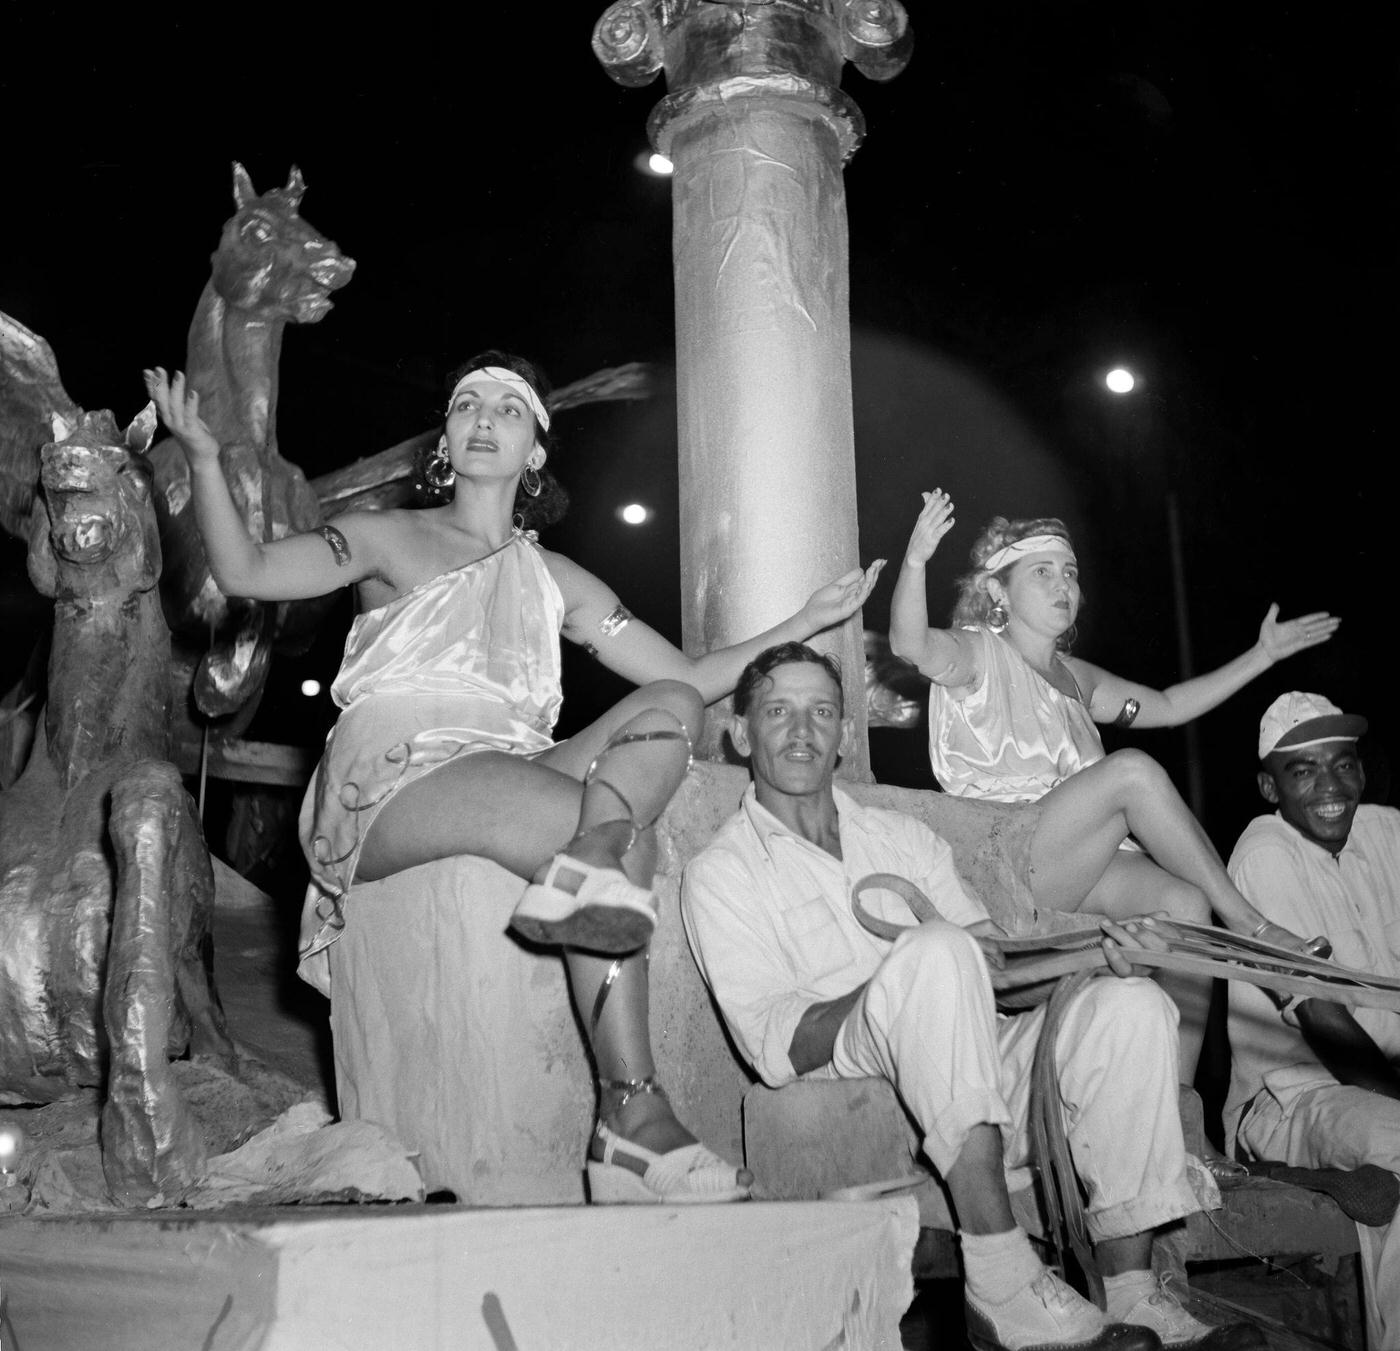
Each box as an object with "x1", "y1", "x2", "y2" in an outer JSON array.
[
  {"x1": 980, "y1": 534, "x2": 1076, "y2": 573},
  {"x1": 446, "y1": 366, "x2": 551, "y2": 431}
]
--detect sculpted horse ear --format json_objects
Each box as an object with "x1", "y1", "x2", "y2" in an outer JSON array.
[
  {"x1": 126, "y1": 402, "x2": 158, "y2": 455},
  {"x1": 232, "y1": 161, "x2": 257, "y2": 209},
  {"x1": 283, "y1": 165, "x2": 306, "y2": 210}
]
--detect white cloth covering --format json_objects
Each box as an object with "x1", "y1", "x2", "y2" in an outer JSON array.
[
  {"x1": 682, "y1": 787, "x2": 1198, "y2": 1241},
  {"x1": 926, "y1": 626, "x2": 1104, "y2": 804},
  {"x1": 1226, "y1": 805, "x2": 1400, "y2": 1350}
]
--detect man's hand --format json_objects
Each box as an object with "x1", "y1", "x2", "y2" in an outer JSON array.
[{"x1": 1099, "y1": 915, "x2": 1171, "y2": 978}]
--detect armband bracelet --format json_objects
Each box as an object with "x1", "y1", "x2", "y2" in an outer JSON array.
[
  {"x1": 316, "y1": 524, "x2": 352, "y2": 567},
  {"x1": 1112, "y1": 697, "x2": 1141, "y2": 728},
  {"x1": 598, "y1": 604, "x2": 633, "y2": 639}
]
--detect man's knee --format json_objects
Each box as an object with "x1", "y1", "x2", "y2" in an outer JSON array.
[
  {"x1": 1064, "y1": 975, "x2": 1179, "y2": 1059},
  {"x1": 870, "y1": 921, "x2": 991, "y2": 1006}
]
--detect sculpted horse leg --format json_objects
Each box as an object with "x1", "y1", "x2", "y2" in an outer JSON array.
[{"x1": 100, "y1": 759, "x2": 233, "y2": 1202}]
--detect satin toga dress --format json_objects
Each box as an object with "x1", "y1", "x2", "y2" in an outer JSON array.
[
  {"x1": 927, "y1": 625, "x2": 1104, "y2": 803},
  {"x1": 297, "y1": 530, "x2": 564, "y2": 992}
]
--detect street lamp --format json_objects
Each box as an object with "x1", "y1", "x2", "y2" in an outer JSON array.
[{"x1": 1099, "y1": 365, "x2": 1205, "y2": 816}]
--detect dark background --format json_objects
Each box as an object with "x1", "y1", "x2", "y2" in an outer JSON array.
[{"x1": 2, "y1": 1, "x2": 1394, "y2": 858}]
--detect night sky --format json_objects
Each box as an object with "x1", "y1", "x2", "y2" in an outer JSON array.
[{"x1": 2, "y1": 2, "x2": 1394, "y2": 849}]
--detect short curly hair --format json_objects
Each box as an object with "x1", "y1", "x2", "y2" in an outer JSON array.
[
  {"x1": 413, "y1": 348, "x2": 569, "y2": 531},
  {"x1": 950, "y1": 516, "x2": 1079, "y2": 652}
]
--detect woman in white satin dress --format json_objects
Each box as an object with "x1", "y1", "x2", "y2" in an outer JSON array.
[
  {"x1": 145, "y1": 350, "x2": 882, "y2": 1205},
  {"x1": 889, "y1": 491, "x2": 1337, "y2": 1082}
]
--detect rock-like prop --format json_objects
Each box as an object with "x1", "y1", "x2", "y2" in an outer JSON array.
[
  {"x1": 0, "y1": 407, "x2": 235, "y2": 1203},
  {"x1": 149, "y1": 163, "x2": 355, "y2": 726}
]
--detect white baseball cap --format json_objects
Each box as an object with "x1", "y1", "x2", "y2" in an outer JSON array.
[{"x1": 1258, "y1": 691, "x2": 1367, "y2": 760}]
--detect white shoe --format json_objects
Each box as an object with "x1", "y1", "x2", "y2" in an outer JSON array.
[
  {"x1": 966, "y1": 1270, "x2": 1161, "y2": 1351},
  {"x1": 510, "y1": 853, "x2": 657, "y2": 953},
  {"x1": 1117, "y1": 1280, "x2": 1264, "y2": 1350},
  {"x1": 586, "y1": 1123, "x2": 751, "y2": 1204}
]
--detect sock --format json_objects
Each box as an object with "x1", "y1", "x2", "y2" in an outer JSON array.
[
  {"x1": 1102, "y1": 1270, "x2": 1156, "y2": 1321},
  {"x1": 960, "y1": 1228, "x2": 1044, "y2": 1307}
]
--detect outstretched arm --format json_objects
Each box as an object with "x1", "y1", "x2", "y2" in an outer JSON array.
[
  {"x1": 888, "y1": 490, "x2": 979, "y2": 687},
  {"x1": 145, "y1": 367, "x2": 389, "y2": 600},
  {"x1": 549, "y1": 550, "x2": 885, "y2": 703},
  {"x1": 1070, "y1": 603, "x2": 1341, "y2": 729}
]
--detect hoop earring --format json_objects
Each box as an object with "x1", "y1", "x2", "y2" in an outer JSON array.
[
  {"x1": 987, "y1": 603, "x2": 1009, "y2": 632},
  {"x1": 425, "y1": 436, "x2": 455, "y2": 490},
  {"x1": 522, "y1": 463, "x2": 542, "y2": 498}
]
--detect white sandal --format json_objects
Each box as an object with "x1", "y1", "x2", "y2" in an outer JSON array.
[
  {"x1": 585, "y1": 1076, "x2": 751, "y2": 1204},
  {"x1": 510, "y1": 853, "x2": 657, "y2": 953}
]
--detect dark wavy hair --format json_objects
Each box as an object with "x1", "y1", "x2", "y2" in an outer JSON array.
[
  {"x1": 734, "y1": 642, "x2": 845, "y2": 717},
  {"x1": 413, "y1": 348, "x2": 569, "y2": 531},
  {"x1": 950, "y1": 515, "x2": 1080, "y2": 653}
]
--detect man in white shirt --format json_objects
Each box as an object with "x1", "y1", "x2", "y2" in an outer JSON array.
[
  {"x1": 1226, "y1": 691, "x2": 1400, "y2": 1350},
  {"x1": 682, "y1": 642, "x2": 1260, "y2": 1351}
]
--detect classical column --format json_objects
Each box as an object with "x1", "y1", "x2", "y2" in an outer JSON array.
[{"x1": 594, "y1": 0, "x2": 911, "y2": 776}]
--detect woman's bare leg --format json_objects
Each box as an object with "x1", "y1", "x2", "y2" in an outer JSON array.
[
  {"x1": 355, "y1": 680, "x2": 721, "y2": 1161},
  {"x1": 1027, "y1": 748, "x2": 1271, "y2": 934},
  {"x1": 1024, "y1": 748, "x2": 1271, "y2": 1082},
  {"x1": 357, "y1": 681, "x2": 703, "y2": 884}
]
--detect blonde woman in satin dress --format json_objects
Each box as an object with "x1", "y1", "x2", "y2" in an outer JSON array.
[
  {"x1": 145, "y1": 351, "x2": 882, "y2": 1205},
  {"x1": 889, "y1": 490, "x2": 1337, "y2": 1086}
]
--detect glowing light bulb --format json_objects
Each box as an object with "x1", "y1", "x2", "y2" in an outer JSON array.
[
  {"x1": 1105, "y1": 367, "x2": 1136, "y2": 394},
  {"x1": 0, "y1": 1123, "x2": 24, "y2": 1175},
  {"x1": 300, "y1": 679, "x2": 322, "y2": 698},
  {"x1": 647, "y1": 153, "x2": 673, "y2": 176},
  {"x1": 619, "y1": 503, "x2": 650, "y2": 526}
]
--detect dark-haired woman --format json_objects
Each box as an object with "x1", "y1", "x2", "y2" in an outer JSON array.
[
  {"x1": 889, "y1": 489, "x2": 1336, "y2": 1082},
  {"x1": 145, "y1": 353, "x2": 882, "y2": 1204}
]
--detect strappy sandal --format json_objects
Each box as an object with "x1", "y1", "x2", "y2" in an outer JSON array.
[
  {"x1": 510, "y1": 853, "x2": 657, "y2": 953},
  {"x1": 512, "y1": 720, "x2": 693, "y2": 953},
  {"x1": 585, "y1": 1077, "x2": 751, "y2": 1205}
]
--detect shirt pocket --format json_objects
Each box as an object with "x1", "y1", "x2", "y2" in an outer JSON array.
[{"x1": 781, "y1": 897, "x2": 857, "y2": 982}]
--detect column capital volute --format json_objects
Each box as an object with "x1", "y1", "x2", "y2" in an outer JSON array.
[{"x1": 592, "y1": 0, "x2": 912, "y2": 103}]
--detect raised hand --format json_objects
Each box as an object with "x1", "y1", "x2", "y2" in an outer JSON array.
[
  {"x1": 1257, "y1": 602, "x2": 1341, "y2": 664},
  {"x1": 904, "y1": 489, "x2": 956, "y2": 567},
  {"x1": 142, "y1": 367, "x2": 221, "y2": 468},
  {"x1": 802, "y1": 559, "x2": 886, "y2": 634}
]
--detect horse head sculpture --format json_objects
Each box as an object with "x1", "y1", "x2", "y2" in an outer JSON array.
[
  {"x1": 151, "y1": 163, "x2": 355, "y2": 726},
  {"x1": 27, "y1": 405, "x2": 167, "y2": 787}
]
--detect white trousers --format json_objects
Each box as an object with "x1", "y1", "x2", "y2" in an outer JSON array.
[
  {"x1": 830, "y1": 921, "x2": 1197, "y2": 1242},
  {"x1": 1239, "y1": 1081, "x2": 1400, "y2": 1350}
]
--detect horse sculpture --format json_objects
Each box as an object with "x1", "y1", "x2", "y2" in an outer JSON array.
[
  {"x1": 0, "y1": 406, "x2": 235, "y2": 1203},
  {"x1": 151, "y1": 162, "x2": 355, "y2": 726}
]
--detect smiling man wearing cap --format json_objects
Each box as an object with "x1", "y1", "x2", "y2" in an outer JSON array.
[{"x1": 1225, "y1": 692, "x2": 1400, "y2": 1349}]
